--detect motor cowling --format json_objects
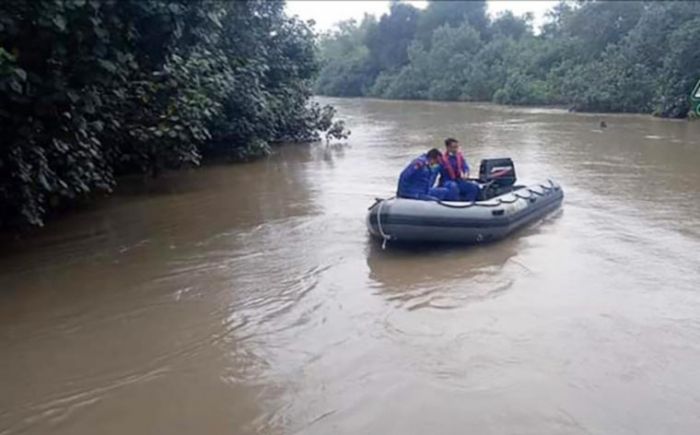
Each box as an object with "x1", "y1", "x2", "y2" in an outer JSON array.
[
  {"x1": 478, "y1": 158, "x2": 516, "y2": 200},
  {"x1": 478, "y1": 158, "x2": 516, "y2": 187}
]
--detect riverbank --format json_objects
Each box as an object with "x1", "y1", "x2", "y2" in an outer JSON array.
[
  {"x1": 316, "y1": 94, "x2": 696, "y2": 120},
  {"x1": 0, "y1": 152, "x2": 297, "y2": 242}
]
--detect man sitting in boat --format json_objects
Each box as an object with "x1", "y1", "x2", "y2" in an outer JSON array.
[
  {"x1": 397, "y1": 148, "x2": 458, "y2": 201},
  {"x1": 438, "y1": 138, "x2": 480, "y2": 202}
]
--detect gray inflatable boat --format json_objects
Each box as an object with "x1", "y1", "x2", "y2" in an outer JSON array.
[{"x1": 367, "y1": 176, "x2": 563, "y2": 246}]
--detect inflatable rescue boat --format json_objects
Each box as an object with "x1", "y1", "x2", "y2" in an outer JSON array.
[{"x1": 367, "y1": 158, "x2": 563, "y2": 246}]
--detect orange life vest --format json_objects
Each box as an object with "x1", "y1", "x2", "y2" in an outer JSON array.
[{"x1": 439, "y1": 152, "x2": 465, "y2": 181}]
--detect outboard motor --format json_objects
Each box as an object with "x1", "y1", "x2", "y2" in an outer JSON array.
[{"x1": 478, "y1": 158, "x2": 516, "y2": 200}]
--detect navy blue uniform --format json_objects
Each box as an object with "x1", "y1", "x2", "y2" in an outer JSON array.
[{"x1": 397, "y1": 154, "x2": 456, "y2": 201}]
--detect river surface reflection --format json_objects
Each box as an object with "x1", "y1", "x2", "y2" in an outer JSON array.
[{"x1": 2, "y1": 98, "x2": 700, "y2": 434}]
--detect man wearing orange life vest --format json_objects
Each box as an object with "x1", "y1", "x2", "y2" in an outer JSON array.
[{"x1": 438, "y1": 138, "x2": 480, "y2": 201}]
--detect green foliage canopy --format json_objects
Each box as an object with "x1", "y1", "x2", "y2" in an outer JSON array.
[
  {"x1": 315, "y1": 1, "x2": 700, "y2": 118},
  {"x1": 0, "y1": 0, "x2": 339, "y2": 228}
]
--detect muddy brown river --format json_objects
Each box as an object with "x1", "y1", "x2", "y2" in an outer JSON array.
[{"x1": 2, "y1": 98, "x2": 700, "y2": 434}]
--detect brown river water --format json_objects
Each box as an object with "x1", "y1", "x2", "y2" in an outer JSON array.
[{"x1": 2, "y1": 98, "x2": 700, "y2": 434}]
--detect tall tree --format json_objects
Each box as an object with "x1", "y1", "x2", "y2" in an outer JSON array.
[
  {"x1": 416, "y1": 0, "x2": 488, "y2": 45},
  {"x1": 315, "y1": 0, "x2": 700, "y2": 119},
  {"x1": 364, "y1": 2, "x2": 420, "y2": 73}
]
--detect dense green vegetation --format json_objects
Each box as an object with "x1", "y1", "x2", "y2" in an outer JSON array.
[
  {"x1": 0, "y1": 0, "x2": 343, "y2": 228},
  {"x1": 316, "y1": 1, "x2": 700, "y2": 118}
]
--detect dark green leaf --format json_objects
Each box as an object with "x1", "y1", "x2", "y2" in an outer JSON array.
[
  {"x1": 9, "y1": 78, "x2": 22, "y2": 93},
  {"x1": 97, "y1": 59, "x2": 117, "y2": 73},
  {"x1": 14, "y1": 68, "x2": 27, "y2": 81},
  {"x1": 53, "y1": 15, "x2": 67, "y2": 31}
]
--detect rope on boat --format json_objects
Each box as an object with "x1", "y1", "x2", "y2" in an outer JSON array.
[
  {"x1": 375, "y1": 198, "x2": 392, "y2": 250},
  {"x1": 436, "y1": 181, "x2": 559, "y2": 209}
]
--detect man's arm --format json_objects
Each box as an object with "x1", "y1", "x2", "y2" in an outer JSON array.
[
  {"x1": 461, "y1": 160, "x2": 470, "y2": 179},
  {"x1": 430, "y1": 167, "x2": 440, "y2": 188}
]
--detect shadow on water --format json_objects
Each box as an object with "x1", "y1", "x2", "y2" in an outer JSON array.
[{"x1": 365, "y1": 236, "x2": 521, "y2": 294}]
